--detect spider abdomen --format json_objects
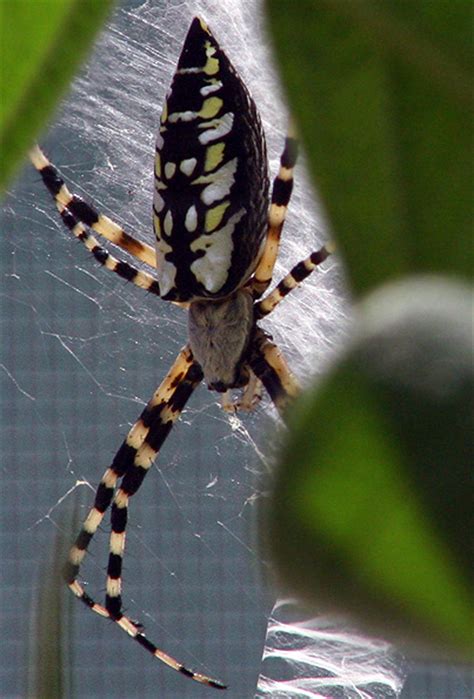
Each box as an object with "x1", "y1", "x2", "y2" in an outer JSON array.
[
  {"x1": 154, "y1": 17, "x2": 269, "y2": 303},
  {"x1": 188, "y1": 290, "x2": 254, "y2": 391}
]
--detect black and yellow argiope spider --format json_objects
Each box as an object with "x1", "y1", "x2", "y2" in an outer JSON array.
[{"x1": 29, "y1": 17, "x2": 331, "y2": 690}]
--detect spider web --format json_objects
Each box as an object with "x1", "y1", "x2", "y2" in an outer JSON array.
[{"x1": 0, "y1": 1, "x2": 411, "y2": 697}]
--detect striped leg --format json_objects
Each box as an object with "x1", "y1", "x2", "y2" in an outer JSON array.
[
  {"x1": 29, "y1": 145, "x2": 157, "y2": 268},
  {"x1": 254, "y1": 244, "x2": 333, "y2": 320},
  {"x1": 220, "y1": 370, "x2": 262, "y2": 413},
  {"x1": 64, "y1": 347, "x2": 196, "y2": 588},
  {"x1": 251, "y1": 128, "x2": 298, "y2": 297},
  {"x1": 248, "y1": 328, "x2": 300, "y2": 416},
  {"x1": 104, "y1": 356, "x2": 203, "y2": 620},
  {"x1": 64, "y1": 349, "x2": 225, "y2": 688},
  {"x1": 55, "y1": 203, "x2": 163, "y2": 296}
]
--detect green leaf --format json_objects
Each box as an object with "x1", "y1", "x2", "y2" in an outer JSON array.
[
  {"x1": 0, "y1": 0, "x2": 114, "y2": 191},
  {"x1": 266, "y1": 0, "x2": 473, "y2": 295},
  {"x1": 26, "y1": 521, "x2": 75, "y2": 698},
  {"x1": 269, "y1": 277, "x2": 473, "y2": 655}
]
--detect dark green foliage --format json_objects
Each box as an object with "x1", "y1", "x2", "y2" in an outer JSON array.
[{"x1": 266, "y1": 0, "x2": 473, "y2": 656}]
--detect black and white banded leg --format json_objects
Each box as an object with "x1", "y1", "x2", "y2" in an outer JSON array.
[
  {"x1": 30, "y1": 144, "x2": 157, "y2": 268},
  {"x1": 63, "y1": 347, "x2": 226, "y2": 689},
  {"x1": 251, "y1": 128, "x2": 298, "y2": 298}
]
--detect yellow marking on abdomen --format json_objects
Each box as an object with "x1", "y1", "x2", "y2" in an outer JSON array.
[
  {"x1": 205, "y1": 142, "x2": 225, "y2": 172},
  {"x1": 205, "y1": 201, "x2": 229, "y2": 232},
  {"x1": 199, "y1": 96, "x2": 223, "y2": 118}
]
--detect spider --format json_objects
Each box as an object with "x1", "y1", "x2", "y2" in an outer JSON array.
[{"x1": 29, "y1": 16, "x2": 331, "y2": 690}]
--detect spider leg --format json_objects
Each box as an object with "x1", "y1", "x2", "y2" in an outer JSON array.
[
  {"x1": 64, "y1": 346, "x2": 195, "y2": 596},
  {"x1": 251, "y1": 127, "x2": 298, "y2": 297},
  {"x1": 255, "y1": 243, "x2": 334, "y2": 319},
  {"x1": 29, "y1": 145, "x2": 157, "y2": 268},
  {"x1": 248, "y1": 328, "x2": 300, "y2": 416},
  {"x1": 64, "y1": 348, "x2": 225, "y2": 688},
  {"x1": 220, "y1": 371, "x2": 263, "y2": 413},
  {"x1": 103, "y1": 357, "x2": 203, "y2": 620},
  {"x1": 238, "y1": 370, "x2": 263, "y2": 410},
  {"x1": 55, "y1": 202, "x2": 163, "y2": 296}
]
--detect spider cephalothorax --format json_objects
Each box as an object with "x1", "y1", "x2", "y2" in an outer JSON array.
[
  {"x1": 188, "y1": 290, "x2": 254, "y2": 391},
  {"x1": 29, "y1": 16, "x2": 331, "y2": 690}
]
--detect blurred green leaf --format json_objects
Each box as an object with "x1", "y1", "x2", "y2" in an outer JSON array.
[
  {"x1": 0, "y1": 0, "x2": 114, "y2": 191},
  {"x1": 26, "y1": 522, "x2": 75, "y2": 698},
  {"x1": 269, "y1": 277, "x2": 473, "y2": 655},
  {"x1": 266, "y1": 0, "x2": 473, "y2": 658},
  {"x1": 266, "y1": 0, "x2": 473, "y2": 295}
]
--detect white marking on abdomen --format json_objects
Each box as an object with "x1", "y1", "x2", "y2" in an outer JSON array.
[
  {"x1": 198, "y1": 112, "x2": 234, "y2": 145},
  {"x1": 190, "y1": 209, "x2": 245, "y2": 292},
  {"x1": 185, "y1": 205, "x2": 198, "y2": 232},
  {"x1": 164, "y1": 210, "x2": 173, "y2": 236},
  {"x1": 180, "y1": 158, "x2": 197, "y2": 176},
  {"x1": 154, "y1": 190, "x2": 165, "y2": 212},
  {"x1": 164, "y1": 162, "x2": 176, "y2": 179},
  {"x1": 155, "y1": 232, "x2": 176, "y2": 297},
  {"x1": 200, "y1": 158, "x2": 237, "y2": 205},
  {"x1": 200, "y1": 81, "x2": 222, "y2": 96}
]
